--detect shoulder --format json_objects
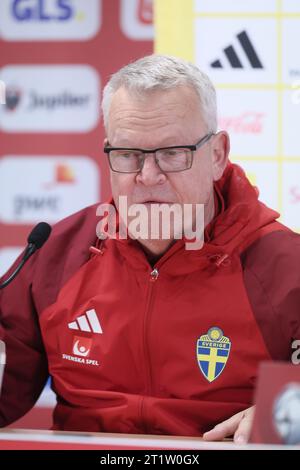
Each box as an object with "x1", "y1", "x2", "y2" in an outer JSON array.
[
  {"x1": 32, "y1": 203, "x2": 101, "y2": 312},
  {"x1": 241, "y1": 227, "x2": 300, "y2": 300},
  {"x1": 49, "y1": 202, "x2": 99, "y2": 241},
  {"x1": 242, "y1": 228, "x2": 300, "y2": 275},
  {"x1": 35, "y1": 202, "x2": 100, "y2": 270}
]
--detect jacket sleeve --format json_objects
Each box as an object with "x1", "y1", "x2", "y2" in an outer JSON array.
[
  {"x1": 0, "y1": 253, "x2": 49, "y2": 427},
  {"x1": 242, "y1": 229, "x2": 300, "y2": 361}
]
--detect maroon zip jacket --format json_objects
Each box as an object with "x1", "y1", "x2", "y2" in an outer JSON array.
[{"x1": 0, "y1": 163, "x2": 300, "y2": 435}]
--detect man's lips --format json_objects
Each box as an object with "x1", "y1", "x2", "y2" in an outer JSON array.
[{"x1": 134, "y1": 200, "x2": 175, "y2": 204}]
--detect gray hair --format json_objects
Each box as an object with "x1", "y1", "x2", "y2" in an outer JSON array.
[{"x1": 101, "y1": 54, "x2": 217, "y2": 133}]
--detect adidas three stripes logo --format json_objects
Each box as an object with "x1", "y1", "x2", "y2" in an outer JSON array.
[
  {"x1": 68, "y1": 309, "x2": 103, "y2": 334},
  {"x1": 211, "y1": 30, "x2": 263, "y2": 69}
]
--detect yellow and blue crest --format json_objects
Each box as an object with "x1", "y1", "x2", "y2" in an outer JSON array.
[{"x1": 196, "y1": 327, "x2": 231, "y2": 382}]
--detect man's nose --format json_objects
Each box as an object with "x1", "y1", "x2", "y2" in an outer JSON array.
[{"x1": 136, "y1": 154, "x2": 166, "y2": 186}]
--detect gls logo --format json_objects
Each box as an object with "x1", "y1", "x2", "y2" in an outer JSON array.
[
  {"x1": 0, "y1": 0, "x2": 101, "y2": 41},
  {"x1": 12, "y1": 0, "x2": 74, "y2": 21}
]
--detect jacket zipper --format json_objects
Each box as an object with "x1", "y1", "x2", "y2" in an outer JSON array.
[{"x1": 140, "y1": 267, "x2": 159, "y2": 431}]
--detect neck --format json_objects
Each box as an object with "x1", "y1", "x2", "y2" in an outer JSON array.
[{"x1": 137, "y1": 238, "x2": 176, "y2": 265}]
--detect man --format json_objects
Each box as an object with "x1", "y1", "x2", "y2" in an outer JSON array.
[{"x1": 0, "y1": 55, "x2": 299, "y2": 443}]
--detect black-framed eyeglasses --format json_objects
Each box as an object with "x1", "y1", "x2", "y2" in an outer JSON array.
[{"x1": 103, "y1": 132, "x2": 215, "y2": 174}]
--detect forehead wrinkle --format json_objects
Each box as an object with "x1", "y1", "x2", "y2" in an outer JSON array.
[
  {"x1": 112, "y1": 118, "x2": 181, "y2": 135},
  {"x1": 111, "y1": 103, "x2": 190, "y2": 122},
  {"x1": 109, "y1": 111, "x2": 192, "y2": 142},
  {"x1": 109, "y1": 85, "x2": 201, "y2": 119}
]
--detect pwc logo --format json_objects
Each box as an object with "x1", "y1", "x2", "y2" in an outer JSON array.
[
  {"x1": 43, "y1": 164, "x2": 76, "y2": 189},
  {"x1": 0, "y1": 0, "x2": 101, "y2": 41},
  {"x1": 0, "y1": 155, "x2": 100, "y2": 225}
]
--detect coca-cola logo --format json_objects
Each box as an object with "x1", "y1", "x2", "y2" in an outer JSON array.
[
  {"x1": 5, "y1": 87, "x2": 22, "y2": 111},
  {"x1": 290, "y1": 186, "x2": 300, "y2": 204},
  {"x1": 219, "y1": 112, "x2": 265, "y2": 134}
]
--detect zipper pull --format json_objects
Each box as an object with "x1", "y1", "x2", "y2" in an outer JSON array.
[{"x1": 150, "y1": 268, "x2": 159, "y2": 281}]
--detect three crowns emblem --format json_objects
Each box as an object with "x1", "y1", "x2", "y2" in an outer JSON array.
[{"x1": 197, "y1": 327, "x2": 231, "y2": 382}]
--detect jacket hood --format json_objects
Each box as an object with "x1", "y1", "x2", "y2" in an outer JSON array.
[{"x1": 208, "y1": 162, "x2": 280, "y2": 254}]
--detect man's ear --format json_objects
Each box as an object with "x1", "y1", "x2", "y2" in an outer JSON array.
[
  {"x1": 104, "y1": 137, "x2": 109, "y2": 147},
  {"x1": 211, "y1": 131, "x2": 230, "y2": 181}
]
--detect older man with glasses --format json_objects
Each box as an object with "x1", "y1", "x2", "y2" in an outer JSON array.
[{"x1": 0, "y1": 55, "x2": 299, "y2": 445}]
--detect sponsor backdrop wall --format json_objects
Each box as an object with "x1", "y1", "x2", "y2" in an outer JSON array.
[
  {"x1": 0, "y1": 0, "x2": 153, "y2": 277},
  {"x1": 155, "y1": 0, "x2": 300, "y2": 232}
]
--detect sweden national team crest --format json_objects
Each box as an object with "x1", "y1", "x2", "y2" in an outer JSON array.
[{"x1": 196, "y1": 327, "x2": 231, "y2": 382}]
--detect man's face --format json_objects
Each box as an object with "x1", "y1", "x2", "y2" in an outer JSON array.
[{"x1": 105, "y1": 85, "x2": 228, "y2": 251}]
